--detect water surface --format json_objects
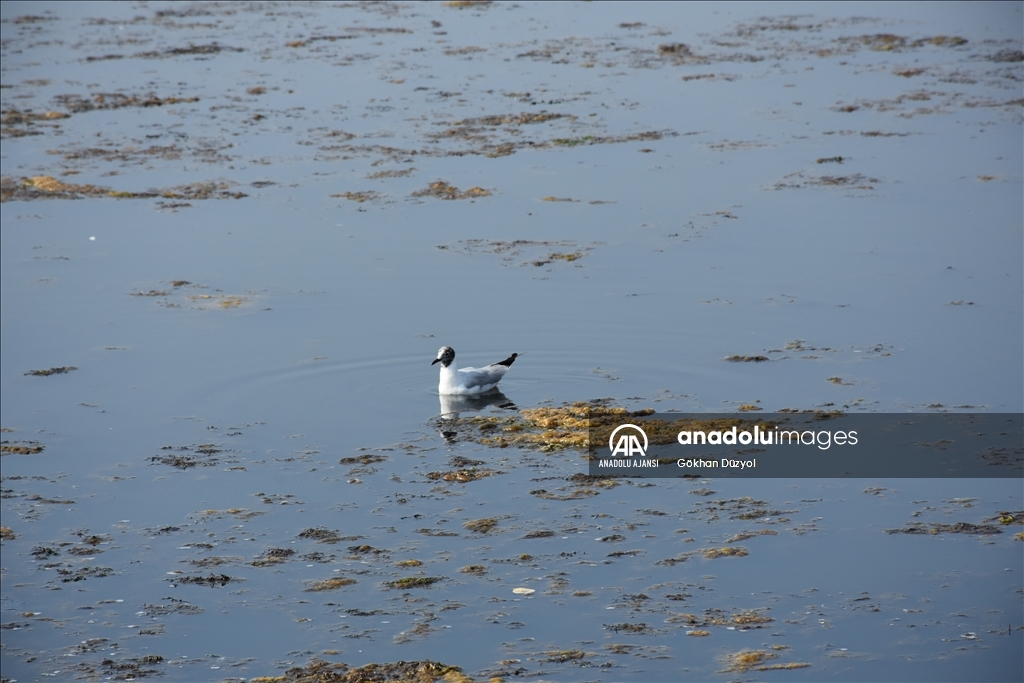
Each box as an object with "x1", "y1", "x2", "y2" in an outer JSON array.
[{"x1": 1, "y1": 2, "x2": 1021, "y2": 681}]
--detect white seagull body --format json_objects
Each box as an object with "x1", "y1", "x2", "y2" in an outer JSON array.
[{"x1": 432, "y1": 346, "x2": 520, "y2": 395}]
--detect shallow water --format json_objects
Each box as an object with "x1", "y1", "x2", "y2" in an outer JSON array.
[{"x1": 1, "y1": 2, "x2": 1022, "y2": 681}]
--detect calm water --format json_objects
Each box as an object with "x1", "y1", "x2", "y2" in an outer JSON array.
[{"x1": 1, "y1": 2, "x2": 1021, "y2": 681}]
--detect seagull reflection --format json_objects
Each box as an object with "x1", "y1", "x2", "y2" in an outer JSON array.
[{"x1": 437, "y1": 390, "x2": 517, "y2": 442}]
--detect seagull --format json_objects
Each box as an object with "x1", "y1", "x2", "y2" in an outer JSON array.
[{"x1": 432, "y1": 346, "x2": 520, "y2": 395}]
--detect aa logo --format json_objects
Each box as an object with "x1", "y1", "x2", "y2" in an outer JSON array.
[{"x1": 608, "y1": 424, "x2": 648, "y2": 458}]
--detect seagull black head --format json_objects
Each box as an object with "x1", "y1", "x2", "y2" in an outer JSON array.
[{"x1": 432, "y1": 346, "x2": 455, "y2": 368}]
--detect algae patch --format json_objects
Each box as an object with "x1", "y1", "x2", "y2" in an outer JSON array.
[
  {"x1": 24, "y1": 365, "x2": 77, "y2": 376},
  {"x1": 1, "y1": 441, "x2": 45, "y2": 455},
  {"x1": 1, "y1": 176, "x2": 246, "y2": 203},
  {"x1": 384, "y1": 576, "x2": 444, "y2": 589},
  {"x1": 412, "y1": 180, "x2": 491, "y2": 200},
  {"x1": 303, "y1": 576, "x2": 357, "y2": 592},
  {"x1": 250, "y1": 659, "x2": 467, "y2": 683}
]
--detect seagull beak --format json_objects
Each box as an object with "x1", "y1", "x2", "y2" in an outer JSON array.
[{"x1": 431, "y1": 358, "x2": 441, "y2": 365}]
